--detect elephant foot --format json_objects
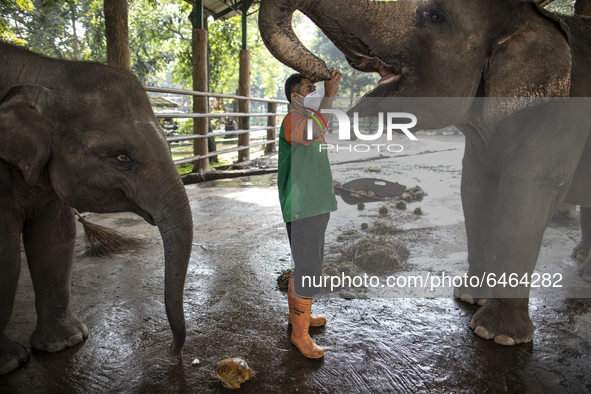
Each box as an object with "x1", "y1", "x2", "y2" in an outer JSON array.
[
  {"x1": 572, "y1": 244, "x2": 589, "y2": 263},
  {"x1": 30, "y1": 314, "x2": 88, "y2": 352},
  {"x1": 0, "y1": 335, "x2": 30, "y2": 375},
  {"x1": 453, "y1": 276, "x2": 490, "y2": 306},
  {"x1": 469, "y1": 298, "x2": 534, "y2": 345},
  {"x1": 578, "y1": 259, "x2": 591, "y2": 283}
]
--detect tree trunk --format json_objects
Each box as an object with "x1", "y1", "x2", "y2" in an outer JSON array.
[
  {"x1": 575, "y1": 0, "x2": 591, "y2": 16},
  {"x1": 104, "y1": 0, "x2": 130, "y2": 70}
]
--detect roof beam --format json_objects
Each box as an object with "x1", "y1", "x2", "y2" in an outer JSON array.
[{"x1": 212, "y1": 1, "x2": 242, "y2": 20}]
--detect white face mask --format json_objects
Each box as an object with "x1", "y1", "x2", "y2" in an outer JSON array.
[{"x1": 297, "y1": 88, "x2": 325, "y2": 111}]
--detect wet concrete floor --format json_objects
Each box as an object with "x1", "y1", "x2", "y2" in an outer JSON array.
[{"x1": 2, "y1": 133, "x2": 591, "y2": 392}]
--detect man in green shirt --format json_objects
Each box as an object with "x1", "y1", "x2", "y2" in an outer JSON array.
[{"x1": 278, "y1": 69, "x2": 342, "y2": 359}]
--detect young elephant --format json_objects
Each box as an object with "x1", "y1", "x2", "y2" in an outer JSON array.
[
  {"x1": 0, "y1": 42, "x2": 193, "y2": 374},
  {"x1": 259, "y1": 0, "x2": 591, "y2": 345}
]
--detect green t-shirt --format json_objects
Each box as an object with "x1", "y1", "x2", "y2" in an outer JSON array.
[{"x1": 277, "y1": 111, "x2": 338, "y2": 223}]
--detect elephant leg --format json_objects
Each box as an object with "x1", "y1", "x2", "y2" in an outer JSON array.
[
  {"x1": 0, "y1": 216, "x2": 29, "y2": 375},
  {"x1": 573, "y1": 207, "x2": 591, "y2": 281},
  {"x1": 468, "y1": 164, "x2": 570, "y2": 345},
  {"x1": 574, "y1": 206, "x2": 591, "y2": 259},
  {"x1": 454, "y1": 146, "x2": 497, "y2": 305},
  {"x1": 22, "y1": 202, "x2": 88, "y2": 352}
]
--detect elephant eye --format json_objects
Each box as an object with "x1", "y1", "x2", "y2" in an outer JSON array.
[
  {"x1": 116, "y1": 154, "x2": 131, "y2": 162},
  {"x1": 423, "y1": 11, "x2": 442, "y2": 22}
]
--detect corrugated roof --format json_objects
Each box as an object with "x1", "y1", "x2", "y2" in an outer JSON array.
[
  {"x1": 149, "y1": 96, "x2": 180, "y2": 108},
  {"x1": 184, "y1": 0, "x2": 251, "y2": 20}
]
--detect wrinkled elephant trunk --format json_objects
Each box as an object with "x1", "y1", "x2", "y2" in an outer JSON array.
[
  {"x1": 259, "y1": 0, "x2": 389, "y2": 82},
  {"x1": 150, "y1": 176, "x2": 193, "y2": 356}
]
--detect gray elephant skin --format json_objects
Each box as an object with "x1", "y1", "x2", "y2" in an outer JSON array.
[
  {"x1": 0, "y1": 41, "x2": 193, "y2": 375},
  {"x1": 259, "y1": 0, "x2": 591, "y2": 345}
]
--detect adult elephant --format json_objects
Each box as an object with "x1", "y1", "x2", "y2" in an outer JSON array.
[
  {"x1": 259, "y1": 0, "x2": 591, "y2": 345},
  {"x1": 0, "y1": 42, "x2": 193, "y2": 374}
]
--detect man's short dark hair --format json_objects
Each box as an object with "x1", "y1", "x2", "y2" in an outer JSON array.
[{"x1": 285, "y1": 73, "x2": 306, "y2": 104}]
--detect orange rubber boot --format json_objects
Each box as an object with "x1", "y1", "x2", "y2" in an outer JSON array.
[
  {"x1": 289, "y1": 296, "x2": 324, "y2": 359},
  {"x1": 287, "y1": 276, "x2": 326, "y2": 327}
]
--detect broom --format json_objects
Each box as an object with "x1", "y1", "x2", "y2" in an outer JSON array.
[{"x1": 74, "y1": 209, "x2": 142, "y2": 257}]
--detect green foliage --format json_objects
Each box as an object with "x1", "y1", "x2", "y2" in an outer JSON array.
[
  {"x1": 0, "y1": 0, "x2": 33, "y2": 43},
  {"x1": 128, "y1": 0, "x2": 192, "y2": 84},
  {"x1": 177, "y1": 118, "x2": 193, "y2": 135},
  {"x1": 176, "y1": 6, "x2": 293, "y2": 100},
  {"x1": 2, "y1": 0, "x2": 107, "y2": 60},
  {"x1": 208, "y1": 16, "x2": 242, "y2": 94},
  {"x1": 546, "y1": 0, "x2": 575, "y2": 14},
  {"x1": 1, "y1": 0, "x2": 192, "y2": 83},
  {"x1": 176, "y1": 163, "x2": 193, "y2": 175},
  {"x1": 306, "y1": 16, "x2": 378, "y2": 106},
  {"x1": 0, "y1": 0, "x2": 329, "y2": 102},
  {"x1": 247, "y1": 5, "x2": 293, "y2": 100}
]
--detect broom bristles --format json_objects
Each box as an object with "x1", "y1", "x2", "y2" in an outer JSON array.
[{"x1": 75, "y1": 211, "x2": 142, "y2": 257}]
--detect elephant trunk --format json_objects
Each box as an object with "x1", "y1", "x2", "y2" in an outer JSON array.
[
  {"x1": 259, "y1": 0, "x2": 385, "y2": 82},
  {"x1": 147, "y1": 174, "x2": 193, "y2": 356}
]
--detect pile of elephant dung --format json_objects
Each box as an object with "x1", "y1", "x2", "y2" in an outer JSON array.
[
  {"x1": 398, "y1": 186, "x2": 425, "y2": 202},
  {"x1": 366, "y1": 220, "x2": 403, "y2": 236},
  {"x1": 213, "y1": 357, "x2": 255, "y2": 389},
  {"x1": 276, "y1": 269, "x2": 293, "y2": 291},
  {"x1": 337, "y1": 236, "x2": 409, "y2": 274},
  {"x1": 396, "y1": 200, "x2": 407, "y2": 210}
]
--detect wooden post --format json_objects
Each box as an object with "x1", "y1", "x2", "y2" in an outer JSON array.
[
  {"x1": 238, "y1": 49, "x2": 251, "y2": 162},
  {"x1": 190, "y1": 5, "x2": 209, "y2": 173},
  {"x1": 265, "y1": 102, "x2": 277, "y2": 154},
  {"x1": 104, "y1": 0, "x2": 130, "y2": 70},
  {"x1": 237, "y1": 0, "x2": 251, "y2": 162}
]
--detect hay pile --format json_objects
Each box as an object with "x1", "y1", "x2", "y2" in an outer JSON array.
[
  {"x1": 322, "y1": 259, "x2": 360, "y2": 278},
  {"x1": 336, "y1": 236, "x2": 409, "y2": 274}
]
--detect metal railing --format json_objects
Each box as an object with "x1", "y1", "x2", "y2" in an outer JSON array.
[{"x1": 144, "y1": 86, "x2": 289, "y2": 167}]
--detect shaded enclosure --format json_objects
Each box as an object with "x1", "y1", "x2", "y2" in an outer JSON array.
[{"x1": 1, "y1": 134, "x2": 591, "y2": 392}]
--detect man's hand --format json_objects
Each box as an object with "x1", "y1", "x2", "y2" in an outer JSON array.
[
  {"x1": 333, "y1": 180, "x2": 342, "y2": 195},
  {"x1": 324, "y1": 68, "x2": 343, "y2": 97}
]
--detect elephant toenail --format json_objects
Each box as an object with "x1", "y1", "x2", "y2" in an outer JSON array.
[
  {"x1": 474, "y1": 326, "x2": 493, "y2": 339},
  {"x1": 477, "y1": 298, "x2": 488, "y2": 306},
  {"x1": 493, "y1": 335, "x2": 515, "y2": 346}
]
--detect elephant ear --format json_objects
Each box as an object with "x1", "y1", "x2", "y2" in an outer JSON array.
[
  {"x1": 483, "y1": 2, "x2": 572, "y2": 115},
  {"x1": 0, "y1": 85, "x2": 53, "y2": 185}
]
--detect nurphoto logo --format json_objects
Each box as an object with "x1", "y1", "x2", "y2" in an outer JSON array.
[{"x1": 306, "y1": 108, "x2": 419, "y2": 153}]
